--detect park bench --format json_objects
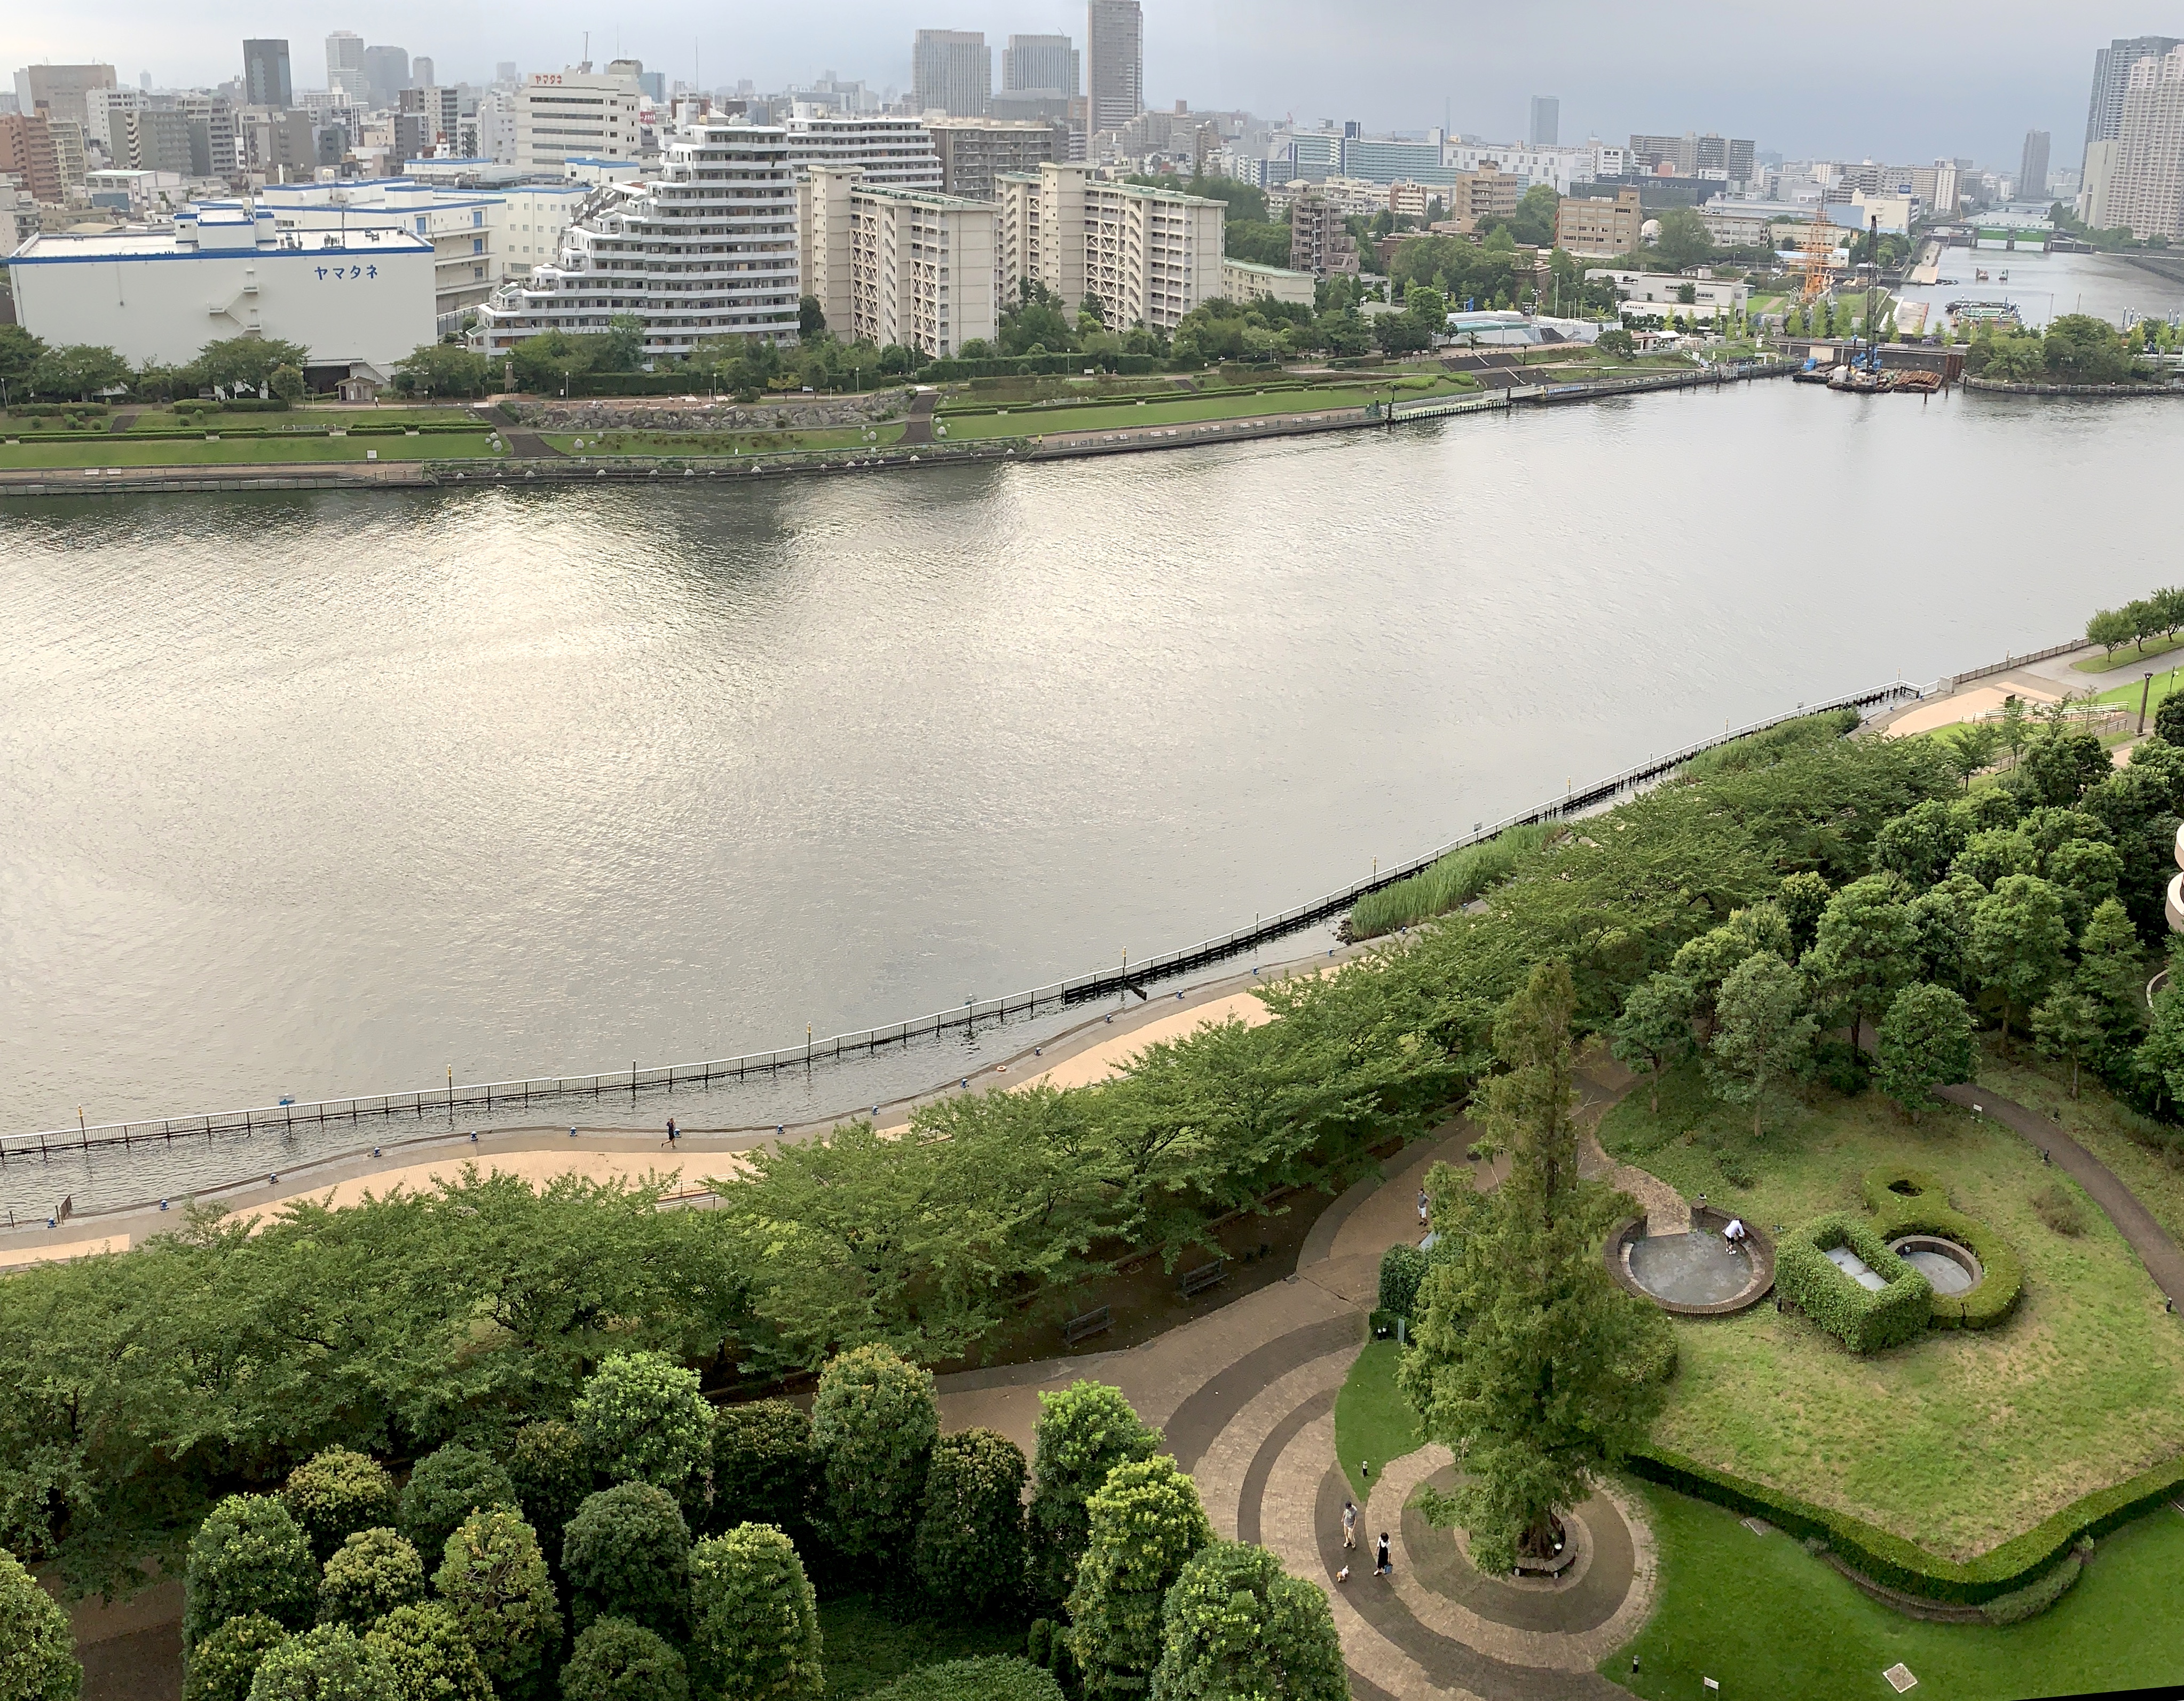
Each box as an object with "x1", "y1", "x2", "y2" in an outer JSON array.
[
  {"x1": 1178, "y1": 1259, "x2": 1227, "y2": 1300},
  {"x1": 1063, "y1": 1305, "x2": 1112, "y2": 1345}
]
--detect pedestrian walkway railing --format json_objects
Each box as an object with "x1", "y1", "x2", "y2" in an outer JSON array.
[{"x1": 4, "y1": 676, "x2": 1930, "y2": 1162}]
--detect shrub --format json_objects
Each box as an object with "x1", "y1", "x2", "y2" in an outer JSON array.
[
  {"x1": 687, "y1": 1524, "x2": 823, "y2": 1701},
  {"x1": 1347, "y1": 824, "x2": 1548, "y2": 938},
  {"x1": 1773, "y1": 1213, "x2": 1931, "y2": 1352},
  {"x1": 1376, "y1": 1244, "x2": 1427, "y2": 1320},
  {"x1": 562, "y1": 1483, "x2": 691, "y2": 1640},
  {"x1": 708, "y1": 1402, "x2": 816, "y2": 1539},
  {"x1": 433, "y1": 1508, "x2": 561, "y2": 1699},
  {"x1": 362, "y1": 1602, "x2": 491, "y2": 1701},
  {"x1": 811, "y1": 1344, "x2": 937, "y2": 1568},
  {"x1": 913, "y1": 1429, "x2": 1028, "y2": 1617},
  {"x1": 1977, "y1": 1552, "x2": 2083, "y2": 1625},
  {"x1": 184, "y1": 1494, "x2": 320, "y2": 1650},
  {"x1": 398, "y1": 1448, "x2": 517, "y2": 1570},
  {"x1": 575, "y1": 1352, "x2": 713, "y2": 1501},
  {"x1": 184, "y1": 1613, "x2": 288, "y2": 1701},
  {"x1": 2032, "y1": 1182, "x2": 2088, "y2": 1236},
  {"x1": 508, "y1": 1420, "x2": 596, "y2": 1557},
  {"x1": 1859, "y1": 1166, "x2": 2024, "y2": 1330},
  {"x1": 1149, "y1": 1541, "x2": 1346, "y2": 1701},
  {"x1": 0, "y1": 1545, "x2": 80, "y2": 1701},
  {"x1": 1681, "y1": 707, "x2": 1858, "y2": 779},
  {"x1": 1027, "y1": 1382, "x2": 1160, "y2": 1609},
  {"x1": 870, "y1": 1658, "x2": 1065, "y2": 1701},
  {"x1": 318, "y1": 1529, "x2": 425, "y2": 1631},
  {"x1": 246, "y1": 1625, "x2": 396, "y2": 1701},
  {"x1": 561, "y1": 1618, "x2": 689, "y2": 1701},
  {"x1": 1064, "y1": 1457, "x2": 1211, "y2": 1698},
  {"x1": 285, "y1": 1450, "x2": 400, "y2": 1565}
]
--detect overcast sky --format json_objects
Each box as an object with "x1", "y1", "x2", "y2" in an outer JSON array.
[{"x1": 4, "y1": 0, "x2": 2147, "y2": 169}]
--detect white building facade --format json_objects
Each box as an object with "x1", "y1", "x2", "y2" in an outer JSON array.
[
  {"x1": 5, "y1": 204, "x2": 433, "y2": 374},
  {"x1": 258, "y1": 178, "x2": 513, "y2": 334},
  {"x1": 995, "y1": 163, "x2": 1223, "y2": 329},
  {"x1": 515, "y1": 68, "x2": 642, "y2": 172},
  {"x1": 783, "y1": 111, "x2": 942, "y2": 190},
  {"x1": 471, "y1": 120, "x2": 799, "y2": 361},
  {"x1": 799, "y1": 166, "x2": 997, "y2": 356}
]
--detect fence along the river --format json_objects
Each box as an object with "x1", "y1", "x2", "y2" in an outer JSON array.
[{"x1": 5, "y1": 678, "x2": 1927, "y2": 1161}]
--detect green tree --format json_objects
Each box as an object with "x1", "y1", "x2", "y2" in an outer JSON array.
[
  {"x1": 2075, "y1": 897, "x2": 2148, "y2": 1040},
  {"x1": 1668, "y1": 902, "x2": 1794, "y2": 1026},
  {"x1": 509, "y1": 330, "x2": 596, "y2": 392},
  {"x1": 687, "y1": 1525, "x2": 823, "y2": 1701},
  {"x1": 317, "y1": 1529, "x2": 425, "y2": 1632},
  {"x1": 0, "y1": 325, "x2": 45, "y2": 392},
  {"x1": 2156, "y1": 690, "x2": 2184, "y2": 746},
  {"x1": 1971, "y1": 875, "x2": 2073, "y2": 1050},
  {"x1": 1027, "y1": 1383, "x2": 1161, "y2": 1610},
  {"x1": 913, "y1": 1429, "x2": 1028, "y2": 1618},
  {"x1": 432, "y1": 1509, "x2": 561, "y2": 1701},
  {"x1": 2033, "y1": 986, "x2": 2106, "y2": 1098},
  {"x1": 1064, "y1": 1458, "x2": 1211, "y2": 1699},
  {"x1": 2042, "y1": 313, "x2": 2133, "y2": 382},
  {"x1": 1376, "y1": 1243, "x2": 1428, "y2": 1320},
  {"x1": 399, "y1": 1450, "x2": 517, "y2": 1572},
  {"x1": 392, "y1": 344, "x2": 492, "y2": 399},
  {"x1": 0, "y1": 1546, "x2": 78, "y2": 1701},
  {"x1": 1776, "y1": 871, "x2": 1832, "y2": 956},
  {"x1": 1148, "y1": 1541, "x2": 1345, "y2": 1701},
  {"x1": 1706, "y1": 951, "x2": 1817, "y2": 1137},
  {"x1": 561, "y1": 1618, "x2": 688, "y2": 1701},
  {"x1": 246, "y1": 1626, "x2": 396, "y2": 1701},
  {"x1": 2088, "y1": 607, "x2": 2135, "y2": 658},
  {"x1": 708, "y1": 1403, "x2": 815, "y2": 1540},
  {"x1": 576, "y1": 1351, "x2": 713, "y2": 1501},
  {"x1": 268, "y1": 364, "x2": 307, "y2": 404},
  {"x1": 362, "y1": 1602, "x2": 492, "y2": 1701},
  {"x1": 1507, "y1": 184, "x2": 1559, "y2": 248},
  {"x1": 1397, "y1": 964, "x2": 1671, "y2": 1572},
  {"x1": 1873, "y1": 983, "x2": 1974, "y2": 1114},
  {"x1": 1651, "y1": 207, "x2": 1715, "y2": 270},
  {"x1": 562, "y1": 1484, "x2": 691, "y2": 1641},
  {"x1": 182, "y1": 1613, "x2": 286, "y2": 1701},
  {"x1": 185, "y1": 1494, "x2": 320, "y2": 1650},
  {"x1": 1607, "y1": 972, "x2": 1696, "y2": 1113},
  {"x1": 798, "y1": 297, "x2": 827, "y2": 338},
  {"x1": 2023, "y1": 730, "x2": 2110, "y2": 808},
  {"x1": 1871, "y1": 799, "x2": 1968, "y2": 888},
  {"x1": 286, "y1": 1451, "x2": 401, "y2": 1565},
  {"x1": 1802, "y1": 873, "x2": 1919, "y2": 1041},
  {"x1": 601, "y1": 315, "x2": 648, "y2": 372},
  {"x1": 508, "y1": 1421, "x2": 596, "y2": 1561},
  {"x1": 28, "y1": 344, "x2": 132, "y2": 401},
  {"x1": 811, "y1": 1343, "x2": 938, "y2": 1568},
  {"x1": 196, "y1": 335, "x2": 311, "y2": 394}
]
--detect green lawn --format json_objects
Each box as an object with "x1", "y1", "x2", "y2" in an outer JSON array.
[
  {"x1": 0, "y1": 434, "x2": 501, "y2": 468},
  {"x1": 937, "y1": 379, "x2": 1472, "y2": 442},
  {"x1": 541, "y1": 425, "x2": 903, "y2": 456},
  {"x1": 1973, "y1": 1044, "x2": 2184, "y2": 1250},
  {"x1": 1600, "y1": 1061, "x2": 2184, "y2": 1560},
  {"x1": 819, "y1": 1593, "x2": 1029, "y2": 1698},
  {"x1": 2096, "y1": 664, "x2": 2184, "y2": 715},
  {"x1": 2073, "y1": 635, "x2": 2184, "y2": 673},
  {"x1": 1607, "y1": 1481, "x2": 2184, "y2": 1699},
  {"x1": 1334, "y1": 1338, "x2": 1421, "y2": 1499}
]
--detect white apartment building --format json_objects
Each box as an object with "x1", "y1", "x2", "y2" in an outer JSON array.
[
  {"x1": 83, "y1": 86, "x2": 146, "y2": 160},
  {"x1": 995, "y1": 163, "x2": 1223, "y2": 330},
  {"x1": 2113, "y1": 47, "x2": 2184, "y2": 242},
  {"x1": 1220, "y1": 256, "x2": 1315, "y2": 306},
  {"x1": 5, "y1": 203, "x2": 433, "y2": 374},
  {"x1": 502, "y1": 183, "x2": 592, "y2": 275},
  {"x1": 471, "y1": 120, "x2": 799, "y2": 361},
  {"x1": 782, "y1": 110, "x2": 942, "y2": 190},
  {"x1": 799, "y1": 166, "x2": 997, "y2": 356},
  {"x1": 515, "y1": 67, "x2": 642, "y2": 172}
]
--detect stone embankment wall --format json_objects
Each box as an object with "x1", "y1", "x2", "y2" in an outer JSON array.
[
  {"x1": 512, "y1": 390, "x2": 912, "y2": 431},
  {"x1": 1963, "y1": 376, "x2": 2182, "y2": 397}
]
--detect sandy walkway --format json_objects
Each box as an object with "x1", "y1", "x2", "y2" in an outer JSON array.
[
  {"x1": 1882, "y1": 679, "x2": 2061, "y2": 739},
  {"x1": 1012, "y1": 990, "x2": 1273, "y2": 1091}
]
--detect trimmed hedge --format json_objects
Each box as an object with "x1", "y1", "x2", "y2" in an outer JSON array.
[
  {"x1": 1859, "y1": 1166, "x2": 2023, "y2": 1330},
  {"x1": 1630, "y1": 1444, "x2": 2184, "y2": 1604},
  {"x1": 1773, "y1": 1212, "x2": 1930, "y2": 1352}
]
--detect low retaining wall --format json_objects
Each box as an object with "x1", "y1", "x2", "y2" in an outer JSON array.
[
  {"x1": 1964, "y1": 376, "x2": 2183, "y2": 397},
  {"x1": 1603, "y1": 1209, "x2": 1775, "y2": 1317}
]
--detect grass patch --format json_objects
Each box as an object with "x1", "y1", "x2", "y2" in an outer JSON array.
[
  {"x1": 818, "y1": 1594, "x2": 1029, "y2": 1700},
  {"x1": 1607, "y1": 1480, "x2": 2184, "y2": 1698},
  {"x1": 1600, "y1": 1060, "x2": 2184, "y2": 1561},
  {"x1": 1348, "y1": 823, "x2": 1549, "y2": 939},
  {"x1": 541, "y1": 426, "x2": 904, "y2": 456},
  {"x1": 937, "y1": 379, "x2": 1475, "y2": 441},
  {"x1": 2072, "y1": 634, "x2": 2184, "y2": 673},
  {"x1": 1334, "y1": 1337, "x2": 1420, "y2": 1499},
  {"x1": 1972, "y1": 1045, "x2": 2184, "y2": 1251},
  {"x1": 0, "y1": 435, "x2": 501, "y2": 468}
]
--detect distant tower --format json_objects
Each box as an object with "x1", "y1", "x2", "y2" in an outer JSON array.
[
  {"x1": 1528, "y1": 95, "x2": 1559, "y2": 147},
  {"x1": 2019, "y1": 129, "x2": 2050, "y2": 200},
  {"x1": 242, "y1": 39, "x2": 292, "y2": 108},
  {"x1": 1086, "y1": 0, "x2": 1143, "y2": 133}
]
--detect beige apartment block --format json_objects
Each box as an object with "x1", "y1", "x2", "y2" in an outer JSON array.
[
  {"x1": 2114, "y1": 47, "x2": 2184, "y2": 242},
  {"x1": 800, "y1": 167, "x2": 997, "y2": 357},
  {"x1": 1554, "y1": 187, "x2": 1644, "y2": 255},
  {"x1": 995, "y1": 163, "x2": 1223, "y2": 329}
]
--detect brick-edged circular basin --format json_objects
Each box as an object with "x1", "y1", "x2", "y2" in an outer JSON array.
[
  {"x1": 1887, "y1": 1233, "x2": 1982, "y2": 1296},
  {"x1": 1606, "y1": 1208, "x2": 1774, "y2": 1316}
]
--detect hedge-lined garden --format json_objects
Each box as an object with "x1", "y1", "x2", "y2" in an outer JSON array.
[{"x1": 1772, "y1": 1215, "x2": 1932, "y2": 1352}]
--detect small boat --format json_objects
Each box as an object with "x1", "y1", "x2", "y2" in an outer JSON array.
[{"x1": 1975, "y1": 268, "x2": 1989, "y2": 281}]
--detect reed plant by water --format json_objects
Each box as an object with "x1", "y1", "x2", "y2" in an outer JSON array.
[{"x1": 1347, "y1": 824, "x2": 1549, "y2": 939}]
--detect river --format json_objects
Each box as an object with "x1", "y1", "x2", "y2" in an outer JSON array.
[{"x1": 3, "y1": 374, "x2": 2179, "y2": 1215}]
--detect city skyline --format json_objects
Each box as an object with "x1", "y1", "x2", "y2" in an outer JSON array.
[{"x1": 1, "y1": 0, "x2": 2162, "y2": 167}]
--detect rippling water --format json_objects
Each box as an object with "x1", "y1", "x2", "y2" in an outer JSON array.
[{"x1": 2, "y1": 378, "x2": 2177, "y2": 1213}]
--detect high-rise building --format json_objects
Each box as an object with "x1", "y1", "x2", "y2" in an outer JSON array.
[
  {"x1": 925, "y1": 116, "x2": 1066, "y2": 200},
  {"x1": 327, "y1": 32, "x2": 367, "y2": 96},
  {"x1": 121, "y1": 106, "x2": 194, "y2": 174},
  {"x1": 912, "y1": 30, "x2": 990, "y2": 117},
  {"x1": 83, "y1": 86, "x2": 147, "y2": 158},
  {"x1": 0, "y1": 112, "x2": 61, "y2": 201},
  {"x1": 472, "y1": 119, "x2": 801, "y2": 359},
  {"x1": 495, "y1": 62, "x2": 518, "y2": 86},
  {"x1": 179, "y1": 93, "x2": 239, "y2": 179},
  {"x1": 1086, "y1": 0, "x2": 1143, "y2": 133},
  {"x1": 1528, "y1": 96, "x2": 1559, "y2": 147},
  {"x1": 1003, "y1": 34, "x2": 1079, "y2": 96},
  {"x1": 2111, "y1": 46, "x2": 2184, "y2": 242},
  {"x1": 515, "y1": 67, "x2": 643, "y2": 170},
  {"x1": 363, "y1": 46, "x2": 412, "y2": 108},
  {"x1": 783, "y1": 111, "x2": 942, "y2": 190},
  {"x1": 798, "y1": 166, "x2": 998, "y2": 356},
  {"x1": 243, "y1": 41, "x2": 293, "y2": 109},
  {"x1": 2086, "y1": 36, "x2": 2183, "y2": 155},
  {"x1": 14, "y1": 64, "x2": 117, "y2": 129},
  {"x1": 412, "y1": 58, "x2": 436, "y2": 91},
  {"x1": 995, "y1": 161, "x2": 1221, "y2": 326},
  {"x1": 2019, "y1": 129, "x2": 2050, "y2": 199},
  {"x1": 401, "y1": 85, "x2": 462, "y2": 154}
]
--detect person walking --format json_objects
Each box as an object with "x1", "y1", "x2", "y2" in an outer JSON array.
[
  {"x1": 1342, "y1": 1500, "x2": 1358, "y2": 1550},
  {"x1": 1417, "y1": 1187, "x2": 1430, "y2": 1230},
  {"x1": 1375, "y1": 1532, "x2": 1392, "y2": 1578},
  {"x1": 666, "y1": 1116, "x2": 679, "y2": 1143}
]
